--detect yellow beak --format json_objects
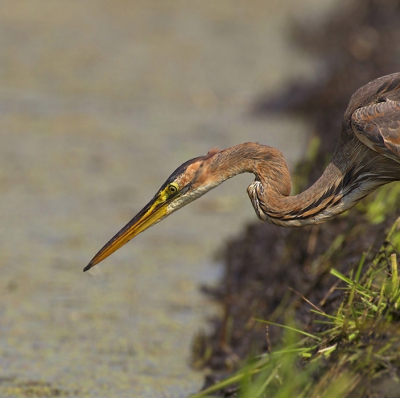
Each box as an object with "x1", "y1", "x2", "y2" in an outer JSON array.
[{"x1": 84, "y1": 196, "x2": 168, "y2": 271}]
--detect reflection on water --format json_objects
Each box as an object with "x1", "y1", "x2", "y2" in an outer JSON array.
[{"x1": 0, "y1": 1, "x2": 337, "y2": 397}]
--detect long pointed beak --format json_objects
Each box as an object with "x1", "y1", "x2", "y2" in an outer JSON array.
[{"x1": 83, "y1": 196, "x2": 168, "y2": 272}]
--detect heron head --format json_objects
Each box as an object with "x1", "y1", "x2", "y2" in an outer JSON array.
[{"x1": 84, "y1": 149, "x2": 221, "y2": 271}]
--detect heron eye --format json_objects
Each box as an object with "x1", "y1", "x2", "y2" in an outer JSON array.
[{"x1": 167, "y1": 183, "x2": 179, "y2": 196}]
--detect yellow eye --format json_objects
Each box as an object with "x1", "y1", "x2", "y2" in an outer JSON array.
[{"x1": 167, "y1": 183, "x2": 179, "y2": 196}]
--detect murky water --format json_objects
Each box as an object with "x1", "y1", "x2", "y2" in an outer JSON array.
[{"x1": 0, "y1": 1, "x2": 337, "y2": 397}]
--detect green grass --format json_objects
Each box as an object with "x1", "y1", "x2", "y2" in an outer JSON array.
[{"x1": 193, "y1": 194, "x2": 400, "y2": 398}]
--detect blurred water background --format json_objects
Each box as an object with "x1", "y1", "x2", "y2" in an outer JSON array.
[{"x1": 0, "y1": 1, "x2": 336, "y2": 397}]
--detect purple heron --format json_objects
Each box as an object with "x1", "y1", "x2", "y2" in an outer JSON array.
[{"x1": 84, "y1": 73, "x2": 400, "y2": 272}]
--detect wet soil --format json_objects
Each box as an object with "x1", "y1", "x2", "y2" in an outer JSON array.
[{"x1": 194, "y1": 0, "x2": 400, "y2": 395}]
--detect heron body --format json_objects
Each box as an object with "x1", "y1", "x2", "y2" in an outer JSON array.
[{"x1": 84, "y1": 73, "x2": 400, "y2": 272}]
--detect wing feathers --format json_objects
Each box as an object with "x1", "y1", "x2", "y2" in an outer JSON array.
[{"x1": 352, "y1": 99, "x2": 400, "y2": 162}]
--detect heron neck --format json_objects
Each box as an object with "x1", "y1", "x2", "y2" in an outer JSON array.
[
  {"x1": 210, "y1": 141, "x2": 397, "y2": 227},
  {"x1": 210, "y1": 142, "x2": 291, "y2": 193},
  {"x1": 259, "y1": 160, "x2": 346, "y2": 226},
  {"x1": 252, "y1": 139, "x2": 398, "y2": 227}
]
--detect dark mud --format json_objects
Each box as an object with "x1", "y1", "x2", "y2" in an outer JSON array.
[{"x1": 194, "y1": 0, "x2": 400, "y2": 395}]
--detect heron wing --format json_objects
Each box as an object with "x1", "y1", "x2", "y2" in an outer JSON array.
[{"x1": 351, "y1": 99, "x2": 400, "y2": 163}]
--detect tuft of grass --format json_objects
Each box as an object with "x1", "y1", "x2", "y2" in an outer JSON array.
[{"x1": 194, "y1": 218, "x2": 400, "y2": 398}]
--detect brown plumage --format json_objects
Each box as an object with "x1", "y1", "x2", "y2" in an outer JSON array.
[{"x1": 84, "y1": 72, "x2": 400, "y2": 271}]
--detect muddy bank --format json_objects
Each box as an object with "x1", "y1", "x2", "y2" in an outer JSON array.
[{"x1": 195, "y1": 0, "x2": 400, "y2": 395}]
